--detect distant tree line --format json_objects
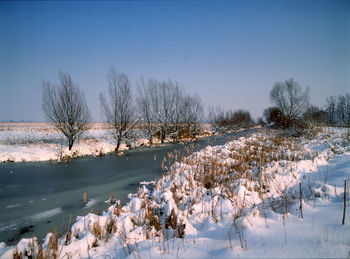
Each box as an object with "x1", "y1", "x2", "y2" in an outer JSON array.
[
  {"x1": 208, "y1": 106, "x2": 253, "y2": 132},
  {"x1": 42, "y1": 71, "x2": 348, "y2": 151},
  {"x1": 263, "y1": 78, "x2": 349, "y2": 128}
]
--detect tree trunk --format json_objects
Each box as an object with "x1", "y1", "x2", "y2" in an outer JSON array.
[
  {"x1": 161, "y1": 128, "x2": 165, "y2": 144},
  {"x1": 68, "y1": 138, "x2": 74, "y2": 151},
  {"x1": 149, "y1": 134, "x2": 153, "y2": 145},
  {"x1": 115, "y1": 134, "x2": 122, "y2": 152}
]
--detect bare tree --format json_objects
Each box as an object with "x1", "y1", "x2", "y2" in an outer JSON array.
[
  {"x1": 138, "y1": 78, "x2": 171, "y2": 143},
  {"x1": 326, "y1": 94, "x2": 350, "y2": 126},
  {"x1": 182, "y1": 94, "x2": 204, "y2": 137},
  {"x1": 326, "y1": 96, "x2": 337, "y2": 124},
  {"x1": 345, "y1": 94, "x2": 350, "y2": 127},
  {"x1": 336, "y1": 95, "x2": 347, "y2": 125},
  {"x1": 100, "y1": 67, "x2": 135, "y2": 152},
  {"x1": 270, "y1": 78, "x2": 309, "y2": 127},
  {"x1": 151, "y1": 80, "x2": 175, "y2": 143},
  {"x1": 136, "y1": 78, "x2": 157, "y2": 145},
  {"x1": 169, "y1": 81, "x2": 184, "y2": 140},
  {"x1": 42, "y1": 72, "x2": 90, "y2": 150},
  {"x1": 208, "y1": 105, "x2": 226, "y2": 132}
]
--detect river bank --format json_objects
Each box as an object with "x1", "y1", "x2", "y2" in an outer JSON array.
[{"x1": 0, "y1": 122, "x2": 215, "y2": 163}]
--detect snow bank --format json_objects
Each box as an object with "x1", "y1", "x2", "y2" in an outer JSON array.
[
  {"x1": 0, "y1": 124, "x2": 116, "y2": 162},
  {"x1": 0, "y1": 123, "x2": 213, "y2": 163}
]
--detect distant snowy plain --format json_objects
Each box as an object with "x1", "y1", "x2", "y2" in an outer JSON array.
[{"x1": 0, "y1": 123, "x2": 155, "y2": 163}]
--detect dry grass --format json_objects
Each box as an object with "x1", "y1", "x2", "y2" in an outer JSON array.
[
  {"x1": 92, "y1": 221, "x2": 102, "y2": 240},
  {"x1": 113, "y1": 201, "x2": 125, "y2": 216},
  {"x1": 144, "y1": 132, "x2": 307, "y2": 240},
  {"x1": 176, "y1": 134, "x2": 304, "y2": 204},
  {"x1": 144, "y1": 201, "x2": 162, "y2": 233},
  {"x1": 13, "y1": 228, "x2": 60, "y2": 259},
  {"x1": 165, "y1": 209, "x2": 178, "y2": 231}
]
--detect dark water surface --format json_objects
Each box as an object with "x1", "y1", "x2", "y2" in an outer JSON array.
[{"x1": 0, "y1": 129, "x2": 256, "y2": 244}]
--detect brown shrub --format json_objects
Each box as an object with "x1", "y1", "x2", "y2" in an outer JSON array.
[{"x1": 165, "y1": 209, "x2": 178, "y2": 230}]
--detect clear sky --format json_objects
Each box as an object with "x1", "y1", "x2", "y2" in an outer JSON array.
[{"x1": 0, "y1": 0, "x2": 349, "y2": 121}]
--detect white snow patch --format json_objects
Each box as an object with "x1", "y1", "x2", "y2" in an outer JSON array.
[
  {"x1": 5, "y1": 204, "x2": 21, "y2": 209},
  {"x1": 84, "y1": 199, "x2": 98, "y2": 208}
]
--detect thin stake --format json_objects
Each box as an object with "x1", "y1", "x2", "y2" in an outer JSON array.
[
  {"x1": 342, "y1": 179, "x2": 347, "y2": 225},
  {"x1": 299, "y1": 182, "x2": 303, "y2": 219}
]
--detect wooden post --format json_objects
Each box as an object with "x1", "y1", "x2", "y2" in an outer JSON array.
[
  {"x1": 342, "y1": 180, "x2": 347, "y2": 225},
  {"x1": 109, "y1": 194, "x2": 115, "y2": 204},
  {"x1": 299, "y1": 182, "x2": 303, "y2": 219},
  {"x1": 83, "y1": 192, "x2": 87, "y2": 204}
]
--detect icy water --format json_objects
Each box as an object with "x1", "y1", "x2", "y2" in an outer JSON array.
[{"x1": 0, "y1": 129, "x2": 256, "y2": 245}]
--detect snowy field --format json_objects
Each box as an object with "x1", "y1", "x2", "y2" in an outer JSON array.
[
  {"x1": 0, "y1": 122, "x2": 212, "y2": 163},
  {"x1": 0, "y1": 127, "x2": 349, "y2": 258},
  {"x1": 0, "y1": 122, "x2": 146, "y2": 163}
]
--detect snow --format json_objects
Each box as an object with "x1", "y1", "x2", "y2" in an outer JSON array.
[
  {"x1": 85, "y1": 199, "x2": 98, "y2": 209},
  {"x1": 1, "y1": 127, "x2": 350, "y2": 258},
  {"x1": 0, "y1": 123, "x2": 121, "y2": 162},
  {"x1": 0, "y1": 122, "x2": 213, "y2": 163}
]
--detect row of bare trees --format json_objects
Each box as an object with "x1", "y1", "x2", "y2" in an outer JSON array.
[
  {"x1": 137, "y1": 77, "x2": 203, "y2": 144},
  {"x1": 44, "y1": 72, "x2": 347, "y2": 152},
  {"x1": 42, "y1": 69, "x2": 204, "y2": 151},
  {"x1": 100, "y1": 68, "x2": 204, "y2": 149},
  {"x1": 208, "y1": 106, "x2": 253, "y2": 132}
]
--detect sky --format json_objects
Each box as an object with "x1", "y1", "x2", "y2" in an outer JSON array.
[{"x1": 0, "y1": 0, "x2": 349, "y2": 122}]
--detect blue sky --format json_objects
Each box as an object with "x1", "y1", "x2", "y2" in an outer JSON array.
[{"x1": 0, "y1": 0, "x2": 349, "y2": 121}]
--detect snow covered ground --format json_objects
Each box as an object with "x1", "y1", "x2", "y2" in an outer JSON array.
[
  {"x1": 0, "y1": 122, "x2": 212, "y2": 163},
  {"x1": 0, "y1": 127, "x2": 350, "y2": 258},
  {"x1": 0, "y1": 123, "x2": 122, "y2": 162}
]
